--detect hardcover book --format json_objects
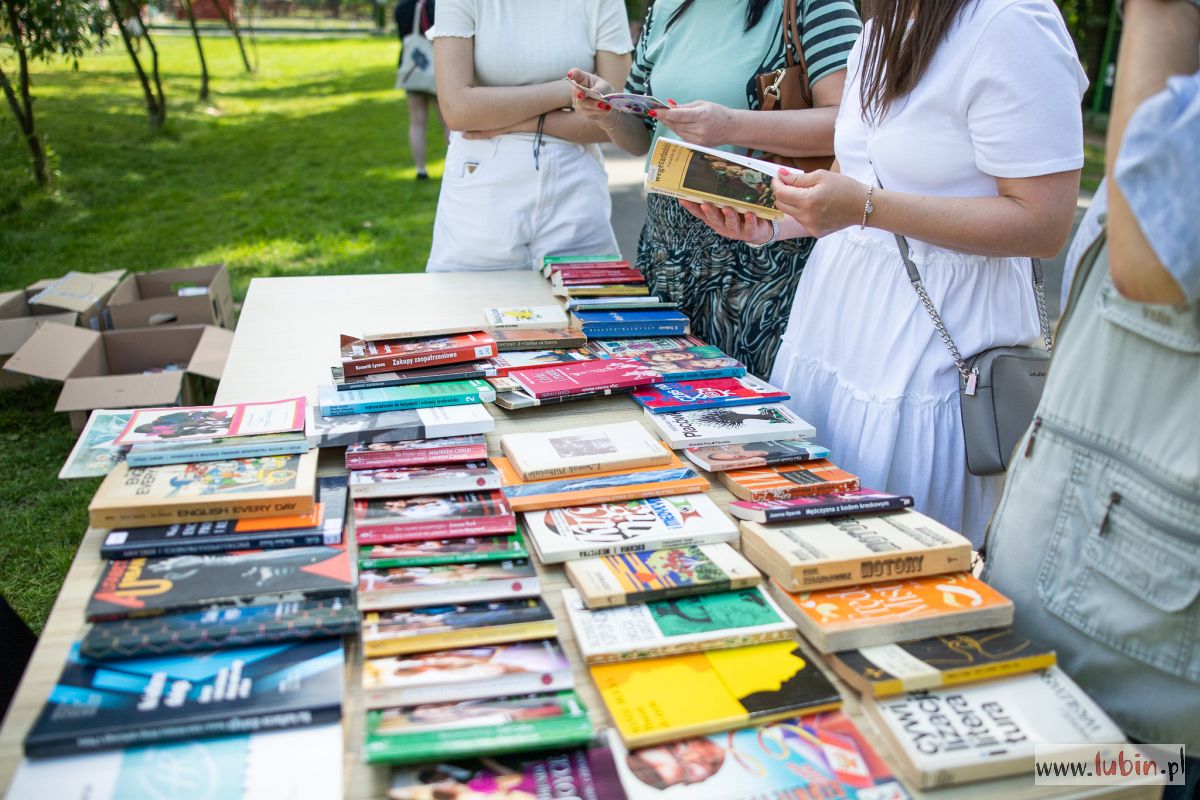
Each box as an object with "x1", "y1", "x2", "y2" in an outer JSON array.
[
  {"x1": 719, "y1": 460, "x2": 861, "y2": 502},
  {"x1": 589, "y1": 339, "x2": 747, "y2": 382},
  {"x1": 511, "y1": 358, "x2": 661, "y2": 399},
  {"x1": 81, "y1": 597, "x2": 360, "y2": 661},
  {"x1": 592, "y1": 640, "x2": 841, "y2": 748},
  {"x1": 86, "y1": 543, "x2": 353, "y2": 622},
  {"x1": 568, "y1": 543, "x2": 760, "y2": 609},
  {"x1": 362, "y1": 598, "x2": 557, "y2": 657},
  {"x1": 770, "y1": 573, "x2": 1015, "y2": 653},
  {"x1": 489, "y1": 328, "x2": 588, "y2": 351},
  {"x1": 306, "y1": 404, "x2": 494, "y2": 448},
  {"x1": 112, "y1": 397, "x2": 306, "y2": 447},
  {"x1": 487, "y1": 348, "x2": 597, "y2": 376},
  {"x1": 685, "y1": 439, "x2": 830, "y2": 472},
  {"x1": 361, "y1": 639, "x2": 574, "y2": 709},
  {"x1": 646, "y1": 404, "x2": 816, "y2": 449},
  {"x1": 495, "y1": 458, "x2": 710, "y2": 513},
  {"x1": 126, "y1": 431, "x2": 311, "y2": 469},
  {"x1": 59, "y1": 409, "x2": 132, "y2": 479},
  {"x1": 357, "y1": 558, "x2": 540, "y2": 611},
  {"x1": 483, "y1": 305, "x2": 569, "y2": 330},
  {"x1": 88, "y1": 450, "x2": 320, "y2": 530},
  {"x1": 345, "y1": 433, "x2": 489, "y2": 470},
  {"x1": 388, "y1": 745, "x2": 624, "y2": 800},
  {"x1": 331, "y1": 361, "x2": 496, "y2": 391},
  {"x1": 366, "y1": 692, "x2": 593, "y2": 765},
  {"x1": 571, "y1": 309, "x2": 690, "y2": 338},
  {"x1": 316, "y1": 380, "x2": 495, "y2": 417},
  {"x1": 358, "y1": 532, "x2": 528, "y2": 569},
  {"x1": 864, "y1": 667, "x2": 1125, "y2": 789},
  {"x1": 23, "y1": 640, "x2": 344, "y2": 757},
  {"x1": 741, "y1": 509, "x2": 973, "y2": 592},
  {"x1": 349, "y1": 461, "x2": 501, "y2": 499},
  {"x1": 645, "y1": 136, "x2": 785, "y2": 220},
  {"x1": 729, "y1": 489, "x2": 914, "y2": 523},
  {"x1": 340, "y1": 332, "x2": 497, "y2": 376},
  {"x1": 353, "y1": 490, "x2": 516, "y2": 544},
  {"x1": 827, "y1": 628, "x2": 1057, "y2": 697},
  {"x1": 521, "y1": 493, "x2": 737, "y2": 564},
  {"x1": 632, "y1": 376, "x2": 790, "y2": 413},
  {"x1": 564, "y1": 586, "x2": 795, "y2": 663},
  {"x1": 500, "y1": 420, "x2": 670, "y2": 480}
]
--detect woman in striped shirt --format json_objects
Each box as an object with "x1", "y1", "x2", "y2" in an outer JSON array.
[{"x1": 572, "y1": 0, "x2": 861, "y2": 377}]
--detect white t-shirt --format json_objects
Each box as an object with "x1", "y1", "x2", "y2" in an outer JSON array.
[{"x1": 430, "y1": 0, "x2": 633, "y2": 87}]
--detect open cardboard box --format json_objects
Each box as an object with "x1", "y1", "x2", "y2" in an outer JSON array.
[
  {"x1": 105, "y1": 264, "x2": 235, "y2": 330},
  {"x1": 4, "y1": 322, "x2": 234, "y2": 430}
]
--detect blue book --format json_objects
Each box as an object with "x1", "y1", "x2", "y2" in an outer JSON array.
[
  {"x1": 24, "y1": 640, "x2": 345, "y2": 757},
  {"x1": 317, "y1": 379, "x2": 496, "y2": 417},
  {"x1": 125, "y1": 432, "x2": 310, "y2": 468},
  {"x1": 572, "y1": 309, "x2": 690, "y2": 326}
]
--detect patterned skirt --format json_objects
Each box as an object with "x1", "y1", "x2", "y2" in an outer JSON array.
[{"x1": 636, "y1": 194, "x2": 815, "y2": 378}]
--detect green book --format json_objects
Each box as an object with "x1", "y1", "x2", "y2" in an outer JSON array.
[
  {"x1": 358, "y1": 531, "x2": 529, "y2": 569},
  {"x1": 316, "y1": 380, "x2": 495, "y2": 416}
]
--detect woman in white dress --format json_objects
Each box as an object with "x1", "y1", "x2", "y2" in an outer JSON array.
[{"x1": 684, "y1": 0, "x2": 1087, "y2": 543}]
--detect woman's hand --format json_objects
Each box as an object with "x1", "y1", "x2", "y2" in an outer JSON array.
[
  {"x1": 679, "y1": 200, "x2": 774, "y2": 244},
  {"x1": 654, "y1": 101, "x2": 736, "y2": 148},
  {"x1": 771, "y1": 168, "x2": 868, "y2": 238},
  {"x1": 567, "y1": 68, "x2": 619, "y2": 130}
]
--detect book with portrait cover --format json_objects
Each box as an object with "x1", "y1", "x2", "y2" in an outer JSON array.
[
  {"x1": 500, "y1": 420, "x2": 670, "y2": 480},
  {"x1": 511, "y1": 358, "x2": 661, "y2": 399},
  {"x1": 567, "y1": 543, "x2": 760, "y2": 609},
  {"x1": 361, "y1": 639, "x2": 573, "y2": 709},
  {"x1": 349, "y1": 461, "x2": 501, "y2": 500},
  {"x1": 729, "y1": 489, "x2": 915, "y2": 523},
  {"x1": 88, "y1": 450, "x2": 320, "y2": 530},
  {"x1": 358, "y1": 532, "x2": 528, "y2": 569},
  {"x1": 340, "y1": 332, "x2": 497, "y2": 376},
  {"x1": 331, "y1": 361, "x2": 497, "y2": 392},
  {"x1": 632, "y1": 376, "x2": 790, "y2": 413},
  {"x1": 316, "y1": 379, "x2": 494, "y2": 417},
  {"x1": 487, "y1": 348, "x2": 598, "y2": 376},
  {"x1": 345, "y1": 433, "x2": 488, "y2": 470},
  {"x1": 306, "y1": 404, "x2": 494, "y2": 449},
  {"x1": 388, "y1": 744, "x2": 624, "y2": 800},
  {"x1": 593, "y1": 640, "x2": 841, "y2": 748},
  {"x1": 495, "y1": 458, "x2": 710, "y2": 513},
  {"x1": 684, "y1": 439, "x2": 830, "y2": 472},
  {"x1": 483, "y1": 305, "x2": 569, "y2": 330},
  {"x1": 718, "y1": 460, "x2": 861, "y2": 501},
  {"x1": 357, "y1": 558, "x2": 540, "y2": 611},
  {"x1": 23, "y1": 640, "x2": 344, "y2": 757},
  {"x1": 521, "y1": 493, "x2": 737, "y2": 564},
  {"x1": 570, "y1": 309, "x2": 690, "y2": 338},
  {"x1": 353, "y1": 490, "x2": 516, "y2": 544},
  {"x1": 646, "y1": 404, "x2": 816, "y2": 449},
  {"x1": 362, "y1": 597, "x2": 557, "y2": 657},
  {"x1": 112, "y1": 397, "x2": 306, "y2": 447},
  {"x1": 488, "y1": 328, "x2": 587, "y2": 351},
  {"x1": 588, "y1": 337, "x2": 746, "y2": 382},
  {"x1": 645, "y1": 136, "x2": 785, "y2": 220},
  {"x1": 564, "y1": 586, "x2": 795, "y2": 663}
]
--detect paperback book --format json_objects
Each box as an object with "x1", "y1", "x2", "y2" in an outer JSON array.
[
  {"x1": 487, "y1": 348, "x2": 597, "y2": 376},
  {"x1": 112, "y1": 397, "x2": 306, "y2": 447},
  {"x1": 340, "y1": 331, "x2": 497, "y2": 375},
  {"x1": 345, "y1": 433, "x2": 488, "y2": 470},
  {"x1": 489, "y1": 328, "x2": 588, "y2": 351},
  {"x1": 571, "y1": 309, "x2": 690, "y2": 338},
  {"x1": 357, "y1": 558, "x2": 540, "y2": 611},
  {"x1": 685, "y1": 440, "x2": 830, "y2": 472},
  {"x1": 483, "y1": 305, "x2": 569, "y2": 329},
  {"x1": 646, "y1": 136, "x2": 785, "y2": 220},
  {"x1": 729, "y1": 489, "x2": 914, "y2": 523},
  {"x1": 331, "y1": 361, "x2": 496, "y2": 391},
  {"x1": 388, "y1": 745, "x2": 624, "y2": 800},
  {"x1": 540, "y1": 252, "x2": 624, "y2": 275},
  {"x1": 571, "y1": 80, "x2": 669, "y2": 115},
  {"x1": 353, "y1": 490, "x2": 516, "y2": 544},
  {"x1": 362, "y1": 598, "x2": 557, "y2": 657},
  {"x1": 500, "y1": 420, "x2": 670, "y2": 480},
  {"x1": 511, "y1": 358, "x2": 661, "y2": 399},
  {"x1": 632, "y1": 376, "x2": 790, "y2": 413},
  {"x1": 316, "y1": 379, "x2": 495, "y2": 417},
  {"x1": 545, "y1": 258, "x2": 631, "y2": 275},
  {"x1": 589, "y1": 338, "x2": 746, "y2": 382},
  {"x1": 719, "y1": 460, "x2": 861, "y2": 501},
  {"x1": 349, "y1": 462, "x2": 501, "y2": 499},
  {"x1": 567, "y1": 543, "x2": 760, "y2": 609},
  {"x1": 58, "y1": 409, "x2": 131, "y2": 479},
  {"x1": 492, "y1": 385, "x2": 635, "y2": 410},
  {"x1": 126, "y1": 431, "x2": 310, "y2": 468},
  {"x1": 358, "y1": 532, "x2": 528, "y2": 569},
  {"x1": 646, "y1": 404, "x2": 816, "y2": 449},
  {"x1": 361, "y1": 639, "x2": 574, "y2": 709},
  {"x1": 360, "y1": 323, "x2": 492, "y2": 342},
  {"x1": 593, "y1": 640, "x2": 841, "y2": 748},
  {"x1": 564, "y1": 586, "x2": 795, "y2": 663},
  {"x1": 554, "y1": 283, "x2": 651, "y2": 298},
  {"x1": 306, "y1": 404, "x2": 494, "y2": 448},
  {"x1": 554, "y1": 271, "x2": 645, "y2": 287},
  {"x1": 495, "y1": 458, "x2": 710, "y2": 513},
  {"x1": 567, "y1": 296, "x2": 678, "y2": 311},
  {"x1": 521, "y1": 493, "x2": 738, "y2": 564}
]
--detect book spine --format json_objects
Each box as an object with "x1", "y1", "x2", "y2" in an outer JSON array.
[
  {"x1": 322, "y1": 393, "x2": 490, "y2": 417},
  {"x1": 80, "y1": 614, "x2": 360, "y2": 660},
  {"x1": 586, "y1": 628, "x2": 793, "y2": 664},
  {"x1": 345, "y1": 446, "x2": 488, "y2": 470},
  {"x1": 494, "y1": 338, "x2": 585, "y2": 351},
  {"x1": 343, "y1": 343, "x2": 497, "y2": 376},
  {"x1": 782, "y1": 546, "x2": 972, "y2": 592},
  {"x1": 351, "y1": 474, "x2": 501, "y2": 500},
  {"x1": 761, "y1": 496, "x2": 913, "y2": 523},
  {"x1": 336, "y1": 368, "x2": 490, "y2": 391},
  {"x1": 99, "y1": 531, "x2": 330, "y2": 559},
  {"x1": 89, "y1": 496, "x2": 316, "y2": 530},
  {"x1": 125, "y1": 440, "x2": 309, "y2": 468},
  {"x1": 518, "y1": 454, "x2": 667, "y2": 481},
  {"x1": 582, "y1": 325, "x2": 688, "y2": 337},
  {"x1": 358, "y1": 578, "x2": 537, "y2": 611},
  {"x1": 538, "y1": 529, "x2": 733, "y2": 564},
  {"x1": 363, "y1": 619, "x2": 557, "y2": 657},
  {"x1": 364, "y1": 713, "x2": 593, "y2": 765},
  {"x1": 503, "y1": 478, "x2": 711, "y2": 513},
  {"x1": 85, "y1": 586, "x2": 354, "y2": 624},
  {"x1": 358, "y1": 549, "x2": 527, "y2": 569},
  {"x1": 655, "y1": 366, "x2": 745, "y2": 383},
  {"x1": 622, "y1": 575, "x2": 758, "y2": 607},
  {"x1": 365, "y1": 672, "x2": 568, "y2": 711},
  {"x1": 355, "y1": 516, "x2": 518, "y2": 544},
  {"x1": 641, "y1": 394, "x2": 786, "y2": 414},
  {"x1": 743, "y1": 477, "x2": 861, "y2": 502},
  {"x1": 521, "y1": 379, "x2": 632, "y2": 400}
]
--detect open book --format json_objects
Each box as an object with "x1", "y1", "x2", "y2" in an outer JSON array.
[
  {"x1": 571, "y1": 80, "x2": 668, "y2": 116},
  {"x1": 645, "y1": 137, "x2": 788, "y2": 220}
]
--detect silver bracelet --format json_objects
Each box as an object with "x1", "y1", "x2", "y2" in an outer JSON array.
[{"x1": 745, "y1": 218, "x2": 780, "y2": 249}]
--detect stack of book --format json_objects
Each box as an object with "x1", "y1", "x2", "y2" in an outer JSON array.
[{"x1": 541, "y1": 253, "x2": 650, "y2": 298}]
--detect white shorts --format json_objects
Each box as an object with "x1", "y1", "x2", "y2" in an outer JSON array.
[{"x1": 426, "y1": 132, "x2": 620, "y2": 272}]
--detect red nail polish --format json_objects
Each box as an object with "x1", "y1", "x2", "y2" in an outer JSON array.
[
  {"x1": 778, "y1": 168, "x2": 790, "y2": 177},
  {"x1": 647, "y1": 110, "x2": 657, "y2": 118},
  {"x1": 576, "y1": 92, "x2": 584, "y2": 99}
]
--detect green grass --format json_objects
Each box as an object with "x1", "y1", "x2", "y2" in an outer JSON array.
[{"x1": 0, "y1": 36, "x2": 444, "y2": 632}]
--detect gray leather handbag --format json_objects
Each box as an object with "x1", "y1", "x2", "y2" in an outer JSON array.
[{"x1": 893, "y1": 233, "x2": 1053, "y2": 475}]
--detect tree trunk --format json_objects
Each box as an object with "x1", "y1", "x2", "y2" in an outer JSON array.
[
  {"x1": 182, "y1": 0, "x2": 210, "y2": 101},
  {"x1": 221, "y1": 0, "x2": 254, "y2": 74},
  {"x1": 0, "y1": 5, "x2": 50, "y2": 185},
  {"x1": 142, "y1": 20, "x2": 168, "y2": 128},
  {"x1": 114, "y1": 6, "x2": 166, "y2": 130}
]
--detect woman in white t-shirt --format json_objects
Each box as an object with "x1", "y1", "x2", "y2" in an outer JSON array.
[
  {"x1": 427, "y1": 0, "x2": 633, "y2": 271},
  {"x1": 685, "y1": 0, "x2": 1087, "y2": 543}
]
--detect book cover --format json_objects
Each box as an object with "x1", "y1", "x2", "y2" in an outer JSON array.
[
  {"x1": 317, "y1": 380, "x2": 495, "y2": 417},
  {"x1": 489, "y1": 328, "x2": 588, "y2": 351},
  {"x1": 349, "y1": 461, "x2": 501, "y2": 499},
  {"x1": 340, "y1": 332, "x2": 497, "y2": 375},
  {"x1": 366, "y1": 692, "x2": 593, "y2": 765},
  {"x1": 125, "y1": 431, "x2": 310, "y2": 468},
  {"x1": 495, "y1": 459, "x2": 710, "y2": 513},
  {"x1": 685, "y1": 440, "x2": 831, "y2": 472},
  {"x1": 729, "y1": 489, "x2": 915, "y2": 523},
  {"x1": 646, "y1": 404, "x2": 816, "y2": 449},
  {"x1": 483, "y1": 305, "x2": 569, "y2": 330},
  {"x1": 522, "y1": 493, "x2": 738, "y2": 564},
  {"x1": 81, "y1": 597, "x2": 360, "y2": 661},
  {"x1": 345, "y1": 433, "x2": 489, "y2": 470},
  {"x1": 590, "y1": 340, "x2": 747, "y2": 382},
  {"x1": 59, "y1": 409, "x2": 131, "y2": 479},
  {"x1": 511, "y1": 358, "x2": 661, "y2": 399},
  {"x1": 864, "y1": 667, "x2": 1125, "y2": 789},
  {"x1": 113, "y1": 398, "x2": 306, "y2": 447},
  {"x1": 567, "y1": 543, "x2": 761, "y2": 609},
  {"x1": 827, "y1": 628, "x2": 1057, "y2": 697},
  {"x1": 564, "y1": 586, "x2": 796, "y2": 663},
  {"x1": 645, "y1": 136, "x2": 785, "y2": 220},
  {"x1": 609, "y1": 712, "x2": 910, "y2": 800},
  {"x1": 388, "y1": 744, "x2": 624, "y2": 799},
  {"x1": 500, "y1": 420, "x2": 670, "y2": 480},
  {"x1": 23, "y1": 640, "x2": 344, "y2": 757},
  {"x1": 359, "y1": 532, "x2": 528, "y2": 569},
  {"x1": 357, "y1": 558, "x2": 540, "y2": 611},
  {"x1": 632, "y1": 376, "x2": 790, "y2": 413},
  {"x1": 719, "y1": 460, "x2": 861, "y2": 502},
  {"x1": 362, "y1": 598, "x2": 556, "y2": 657},
  {"x1": 487, "y1": 348, "x2": 598, "y2": 376},
  {"x1": 306, "y1": 404, "x2": 494, "y2": 448},
  {"x1": 99, "y1": 474, "x2": 347, "y2": 559},
  {"x1": 331, "y1": 361, "x2": 497, "y2": 391},
  {"x1": 353, "y1": 490, "x2": 516, "y2": 544},
  {"x1": 88, "y1": 451, "x2": 319, "y2": 529},
  {"x1": 362, "y1": 639, "x2": 573, "y2": 709},
  {"x1": 593, "y1": 640, "x2": 841, "y2": 748},
  {"x1": 770, "y1": 573, "x2": 1015, "y2": 653},
  {"x1": 86, "y1": 543, "x2": 353, "y2": 622}
]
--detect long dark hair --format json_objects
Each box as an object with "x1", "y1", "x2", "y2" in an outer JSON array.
[
  {"x1": 859, "y1": 0, "x2": 973, "y2": 122},
  {"x1": 666, "y1": 0, "x2": 770, "y2": 33}
]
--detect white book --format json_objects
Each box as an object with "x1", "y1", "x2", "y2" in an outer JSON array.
[
  {"x1": 305, "y1": 403, "x2": 494, "y2": 448},
  {"x1": 645, "y1": 404, "x2": 815, "y2": 448},
  {"x1": 500, "y1": 420, "x2": 670, "y2": 481},
  {"x1": 349, "y1": 462, "x2": 501, "y2": 499},
  {"x1": 864, "y1": 667, "x2": 1127, "y2": 789},
  {"x1": 521, "y1": 493, "x2": 738, "y2": 563},
  {"x1": 483, "y1": 305, "x2": 569, "y2": 330}
]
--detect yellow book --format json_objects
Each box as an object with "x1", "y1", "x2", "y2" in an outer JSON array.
[{"x1": 645, "y1": 137, "x2": 785, "y2": 221}]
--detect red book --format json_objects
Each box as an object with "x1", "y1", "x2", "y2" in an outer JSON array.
[
  {"x1": 344, "y1": 434, "x2": 489, "y2": 470},
  {"x1": 553, "y1": 267, "x2": 643, "y2": 280},
  {"x1": 354, "y1": 490, "x2": 517, "y2": 544},
  {"x1": 340, "y1": 332, "x2": 498, "y2": 377},
  {"x1": 510, "y1": 358, "x2": 661, "y2": 399},
  {"x1": 547, "y1": 261, "x2": 632, "y2": 274}
]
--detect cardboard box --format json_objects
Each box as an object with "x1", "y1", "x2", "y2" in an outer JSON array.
[
  {"x1": 105, "y1": 264, "x2": 235, "y2": 330},
  {"x1": 4, "y1": 322, "x2": 234, "y2": 430},
  {"x1": 25, "y1": 270, "x2": 124, "y2": 333}
]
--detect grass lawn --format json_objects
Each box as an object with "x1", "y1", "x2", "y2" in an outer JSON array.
[{"x1": 0, "y1": 35, "x2": 444, "y2": 632}]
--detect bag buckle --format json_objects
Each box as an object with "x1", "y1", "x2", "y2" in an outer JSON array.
[{"x1": 765, "y1": 70, "x2": 786, "y2": 98}]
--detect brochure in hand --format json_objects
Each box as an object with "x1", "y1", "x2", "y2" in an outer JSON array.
[{"x1": 646, "y1": 136, "x2": 786, "y2": 220}]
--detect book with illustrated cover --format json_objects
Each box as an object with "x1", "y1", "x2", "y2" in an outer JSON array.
[
  {"x1": 511, "y1": 358, "x2": 661, "y2": 399},
  {"x1": 353, "y1": 490, "x2": 516, "y2": 544},
  {"x1": 568, "y1": 543, "x2": 760, "y2": 609},
  {"x1": 345, "y1": 433, "x2": 489, "y2": 470},
  {"x1": 632, "y1": 376, "x2": 790, "y2": 413},
  {"x1": 340, "y1": 332, "x2": 497, "y2": 376},
  {"x1": 487, "y1": 347, "x2": 597, "y2": 376},
  {"x1": 86, "y1": 543, "x2": 353, "y2": 622},
  {"x1": 483, "y1": 306, "x2": 569, "y2": 330},
  {"x1": 362, "y1": 598, "x2": 556, "y2": 657},
  {"x1": 589, "y1": 338, "x2": 746, "y2": 382},
  {"x1": 719, "y1": 460, "x2": 861, "y2": 502},
  {"x1": 489, "y1": 328, "x2": 588, "y2": 351},
  {"x1": 362, "y1": 639, "x2": 573, "y2": 709},
  {"x1": 864, "y1": 667, "x2": 1125, "y2": 789},
  {"x1": 81, "y1": 597, "x2": 359, "y2": 660},
  {"x1": 770, "y1": 573, "x2": 1015, "y2": 653},
  {"x1": 828, "y1": 628, "x2": 1057, "y2": 697},
  {"x1": 59, "y1": 409, "x2": 132, "y2": 479},
  {"x1": 126, "y1": 431, "x2": 310, "y2": 468},
  {"x1": 684, "y1": 439, "x2": 830, "y2": 472},
  {"x1": 331, "y1": 361, "x2": 497, "y2": 392},
  {"x1": 357, "y1": 558, "x2": 540, "y2": 611},
  {"x1": 570, "y1": 309, "x2": 690, "y2": 338},
  {"x1": 306, "y1": 403, "x2": 494, "y2": 448},
  {"x1": 359, "y1": 532, "x2": 528, "y2": 569},
  {"x1": 388, "y1": 744, "x2": 624, "y2": 800},
  {"x1": 646, "y1": 404, "x2": 816, "y2": 449},
  {"x1": 349, "y1": 461, "x2": 500, "y2": 499},
  {"x1": 593, "y1": 640, "x2": 841, "y2": 748},
  {"x1": 571, "y1": 79, "x2": 669, "y2": 116},
  {"x1": 23, "y1": 640, "x2": 344, "y2": 757},
  {"x1": 112, "y1": 398, "x2": 306, "y2": 447},
  {"x1": 317, "y1": 380, "x2": 495, "y2": 417},
  {"x1": 564, "y1": 586, "x2": 795, "y2": 663},
  {"x1": 730, "y1": 489, "x2": 915, "y2": 523},
  {"x1": 500, "y1": 420, "x2": 669, "y2": 480},
  {"x1": 646, "y1": 136, "x2": 785, "y2": 220},
  {"x1": 495, "y1": 458, "x2": 709, "y2": 512},
  {"x1": 522, "y1": 493, "x2": 737, "y2": 564},
  {"x1": 366, "y1": 692, "x2": 593, "y2": 765},
  {"x1": 492, "y1": 384, "x2": 635, "y2": 410},
  {"x1": 88, "y1": 451, "x2": 319, "y2": 530},
  {"x1": 742, "y1": 509, "x2": 973, "y2": 592}
]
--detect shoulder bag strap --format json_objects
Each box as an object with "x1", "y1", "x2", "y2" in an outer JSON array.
[
  {"x1": 784, "y1": 0, "x2": 814, "y2": 106},
  {"x1": 411, "y1": 0, "x2": 424, "y2": 36}
]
